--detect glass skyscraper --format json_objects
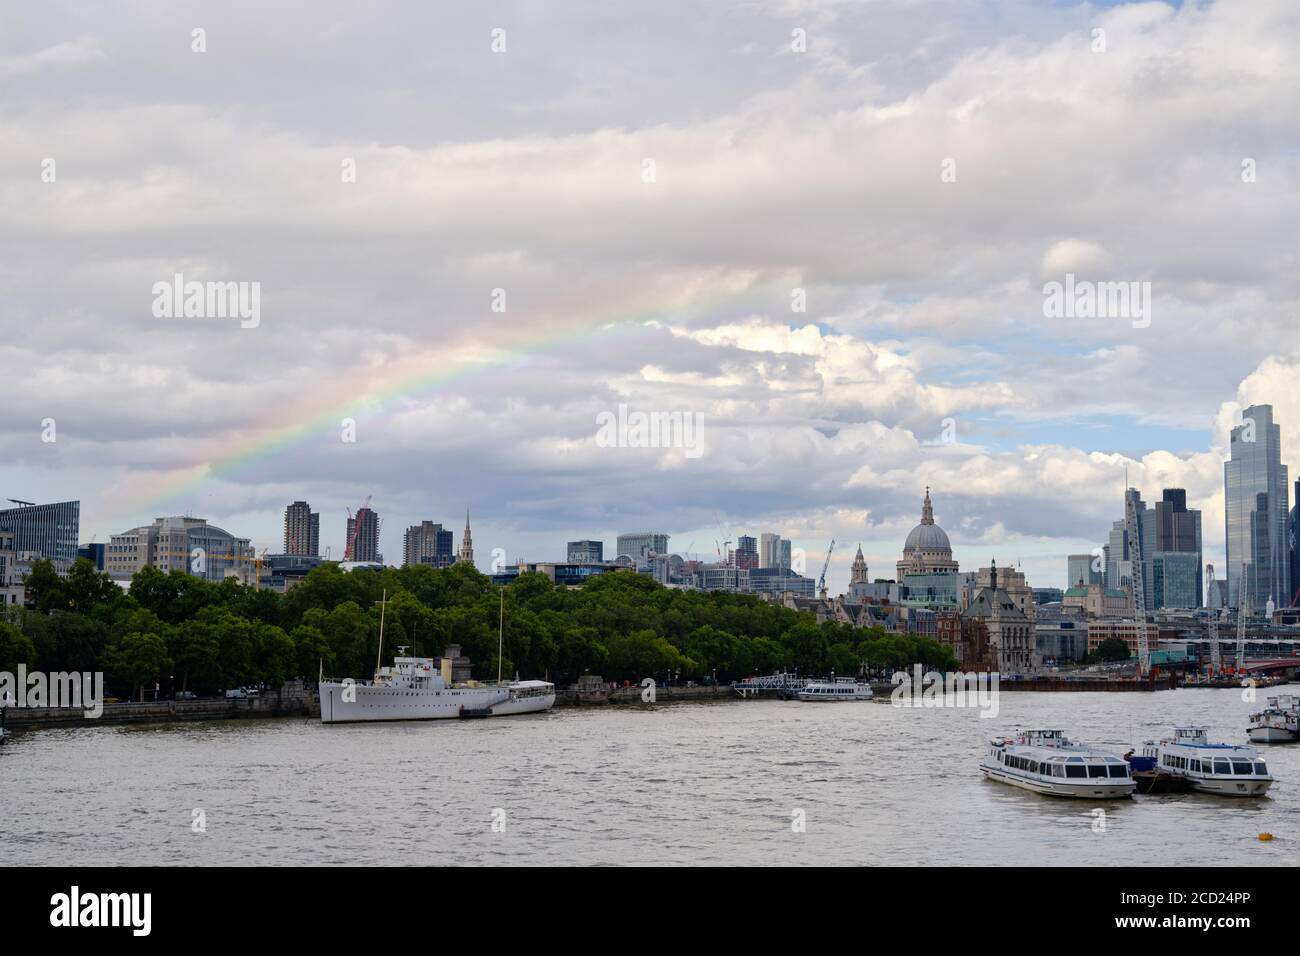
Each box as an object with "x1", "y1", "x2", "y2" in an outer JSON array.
[
  {"x1": 0, "y1": 500, "x2": 80, "y2": 570},
  {"x1": 1224, "y1": 404, "x2": 1290, "y2": 611}
]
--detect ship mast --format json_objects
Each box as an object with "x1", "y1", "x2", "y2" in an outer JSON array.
[{"x1": 375, "y1": 589, "x2": 388, "y2": 675}]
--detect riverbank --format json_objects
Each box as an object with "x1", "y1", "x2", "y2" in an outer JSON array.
[
  {"x1": 2, "y1": 671, "x2": 1185, "y2": 729},
  {"x1": 4, "y1": 680, "x2": 318, "y2": 729}
]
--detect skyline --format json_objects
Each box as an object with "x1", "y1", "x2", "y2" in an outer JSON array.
[
  {"x1": 3, "y1": 0, "x2": 1298, "y2": 594},
  {"x1": 36, "y1": 395, "x2": 1296, "y2": 595}
]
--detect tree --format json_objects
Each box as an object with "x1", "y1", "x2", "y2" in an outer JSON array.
[
  {"x1": 1094, "y1": 637, "x2": 1132, "y2": 663},
  {"x1": 0, "y1": 620, "x2": 36, "y2": 673},
  {"x1": 104, "y1": 632, "x2": 171, "y2": 701},
  {"x1": 168, "y1": 619, "x2": 221, "y2": 693}
]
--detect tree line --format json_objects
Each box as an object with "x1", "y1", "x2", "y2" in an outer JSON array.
[{"x1": 0, "y1": 558, "x2": 959, "y2": 700}]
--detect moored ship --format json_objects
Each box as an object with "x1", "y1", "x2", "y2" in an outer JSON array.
[
  {"x1": 980, "y1": 729, "x2": 1136, "y2": 799},
  {"x1": 1140, "y1": 726, "x2": 1272, "y2": 796},
  {"x1": 1247, "y1": 695, "x2": 1299, "y2": 743},
  {"x1": 797, "y1": 678, "x2": 874, "y2": 701},
  {"x1": 319, "y1": 655, "x2": 554, "y2": 723},
  {"x1": 318, "y1": 588, "x2": 554, "y2": 724}
]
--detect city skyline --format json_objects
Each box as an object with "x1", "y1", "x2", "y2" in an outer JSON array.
[{"x1": 3, "y1": 0, "x2": 1297, "y2": 595}]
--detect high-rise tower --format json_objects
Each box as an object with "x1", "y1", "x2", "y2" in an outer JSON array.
[{"x1": 1224, "y1": 404, "x2": 1290, "y2": 610}]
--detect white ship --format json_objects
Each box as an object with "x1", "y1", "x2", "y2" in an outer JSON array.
[
  {"x1": 1247, "y1": 695, "x2": 1299, "y2": 743},
  {"x1": 797, "y1": 678, "x2": 874, "y2": 701},
  {"x1": 980, "y1": 729, "x2": 1136, "y2": 799},
  {"x1": 319, "y1": 657, "x2": 555, "y2": 723},
  {"x1": 318, "y1": 588, "x2": 555, "y2": 724},
  {"x1": 1139, "y1": 726, "x2": 1272, "y2": 796}
]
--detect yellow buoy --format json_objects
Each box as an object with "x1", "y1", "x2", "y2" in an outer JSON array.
[{"x1": 1258, "y1": 833, "x2": 1274, "y2": 842}]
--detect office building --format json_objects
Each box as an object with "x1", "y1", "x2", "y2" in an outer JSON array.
[
  {"x1": 283, "y1": 501, "x2": 320, "y2": 556},
  {"x1": 0, "y1": 530, "x2": 24, "y2": 606},
  {"x1": 403, "y1": 521, "x2": 454, "y2": 568},
  {"x1": 567, "y1": 540, "x2": 604, "y2": 564},
  {"x1": 733, "y1": 535, "x2": 759, "y2": 570},
  {"x1": 1224, "y1": 404, "x2": 1290, "y2": 610},
  {"x1": 616, "y1": 532, "x2": 669, "y2": 563},
  {"x1": 107, "y1": 516, "x2": 254, "y2": 584},
  {"x1": 77, "y1": 542, "x2": 106, "y2": 570},
  {"x1": 0, "y1": 500, "x2": 80, "y2": 571},
  {"x1": 1067, "y1": 553, "x2": 1101, "y2": 588},
  {"x1": 1151, "y1": 488, "x2": 1202, "y2": 607}
]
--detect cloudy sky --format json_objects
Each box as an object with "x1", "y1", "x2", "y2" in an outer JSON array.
[{"x1": 3, "y1": 0, "x2": 1297, "y2": 591}]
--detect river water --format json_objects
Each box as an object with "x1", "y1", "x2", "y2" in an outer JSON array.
[{"x1": 1, "y1": 686, "x2": 1295, "y2": 866}]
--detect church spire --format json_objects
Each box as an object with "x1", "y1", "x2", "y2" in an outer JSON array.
[
  {"x1": 921, "y1": 486, "x2": 934, "y2": 525},
  {"x1": 458, "y1": 509, "x2": 474, "y2": 566}
]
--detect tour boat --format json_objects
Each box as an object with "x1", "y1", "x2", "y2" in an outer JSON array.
[
  {"x1": 980, "y1": 729, "x2": 1136, "y2": 799},
  {"x1": 1247, "y1": 695, "x2": 1299, "y2": 743},
  {"x1": 797, "y1": 678, "x2": 874, "y2": 701},
  {"x1": 1140, "y1": 727, "x2": 1273, "y2": 796}
]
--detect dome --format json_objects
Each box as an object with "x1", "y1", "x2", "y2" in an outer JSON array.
[{"x1": 904, "y1": 522, "x2": 951, "y2": 553}]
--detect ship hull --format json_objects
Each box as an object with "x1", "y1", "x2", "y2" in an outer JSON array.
[
  {"x1": 979, "y1": 763, "x2": 1135, "y2": 799},
  {"x1": 1247, "y1": 725, "x2": 1296, "y2": 743},
  {"x1": 1188, "y1": 776, "x2": 1272, "y2": 797},
  {"x1": 318, "y1": 682, "x2": 554, "y2": 723}
]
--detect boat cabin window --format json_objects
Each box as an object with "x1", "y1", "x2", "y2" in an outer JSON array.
[
  {"x1": 1087, "y1": 765, "x2": 1107, "y2": 778},
  {"x1": 1254, "y1": 761, "x2": 1268, "y2": 775},
  {"x1": 1065, "y1": 765, "x2": 1086, "y2": 778},
  {"x1": 1213, "y1": 760, "x2": 1230, "y2": 775},
  {"x1": 1231, "y1": 761, "x2": 1253, "y2": 775},
  {"x1": 1107, "y1": 765, "x2": 1128, "y2": 778}
]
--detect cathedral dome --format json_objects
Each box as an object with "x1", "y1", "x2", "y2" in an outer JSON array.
[
  {"x1": 897, "y1": 487, "x2": 959, "y2": 579},
  {"x1": 904, "y1": 522, "x2": 951, "y2": 552}
]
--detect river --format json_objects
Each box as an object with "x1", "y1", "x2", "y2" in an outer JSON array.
[{"x1": 1, "y1": 686, "x2": 1294, "y2": 865}]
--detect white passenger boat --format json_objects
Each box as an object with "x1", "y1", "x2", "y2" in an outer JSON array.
[
  {"x1": 980, "y1": 729, "x2": 1136, "y2": 799},
  {"x1": 1247, "y1": 695, "x2": 1299, "y2": 743},
  {"x1": 1141, "y1": 727, "x2": 1273, "y2": 796},
  {"x1": 797, "y1": 678, "x2": 874, "y2": 701},
  {"x1": 318, "y1": 589, "x2": 555, "y2": 724}
]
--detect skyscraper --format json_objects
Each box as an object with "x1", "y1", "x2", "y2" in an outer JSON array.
[
  {"x1": 283, "y1": 501, "x2": 320, "y2": 556},
  {"x1": 1290, "y1": 479, "x2": 1300, "y2": 609},
  {"x1": 616, "y1": 532, "x2": 669, "y2": 563},
  {"x1": 1067, "y1": 554, "x2": 1101, "y2": 588},
  {"x1": 1224, "y1": 404, "x2": 1290, "y2": 610},
  {"x1": 732, "y1": 535, "x2": 759, "y2": 570},
  {"x1": 404, "y1": 521, "x2": 454, "y2": 567},
  {"x1": 346, "y1": 506, "x2": 380, "y2": 562},
  {"x1": 567, "y1": 540, "x2": 603, "y2": 563},
  {"x1": 1151, "y1": 488, "x2": 1202, "y2": 607},
  {"x1": 0, "y1": 499, "x2": 80, "y2": 570}
]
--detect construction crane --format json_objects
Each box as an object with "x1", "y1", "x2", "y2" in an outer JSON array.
[
  {"x1": 818, "y1": 539, "x2": 835, "y2": 600},
  {"x1": 344, "y1": 495, "x2": 373, "y2": 561},
  {"x1": 1206, "y1": 565, "x2": 1220, "y2": 676},
  {"x1": 1124, "y1": 489, "x2": 1150, "y2": 677},
  {"x1": 1236, "y1": 562, "x2": 1248, "y2": 675}
]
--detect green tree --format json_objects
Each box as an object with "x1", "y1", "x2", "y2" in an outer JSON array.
[
  {"x1": 104, "y1": 631, "x2": 172, "y2": 701},
  {"x1": 0, "y1": 620, "x2": 36, "y2": 672},
  {"x1": 1093, "y1": 637, "x2": 1132, "y2": 663}
]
